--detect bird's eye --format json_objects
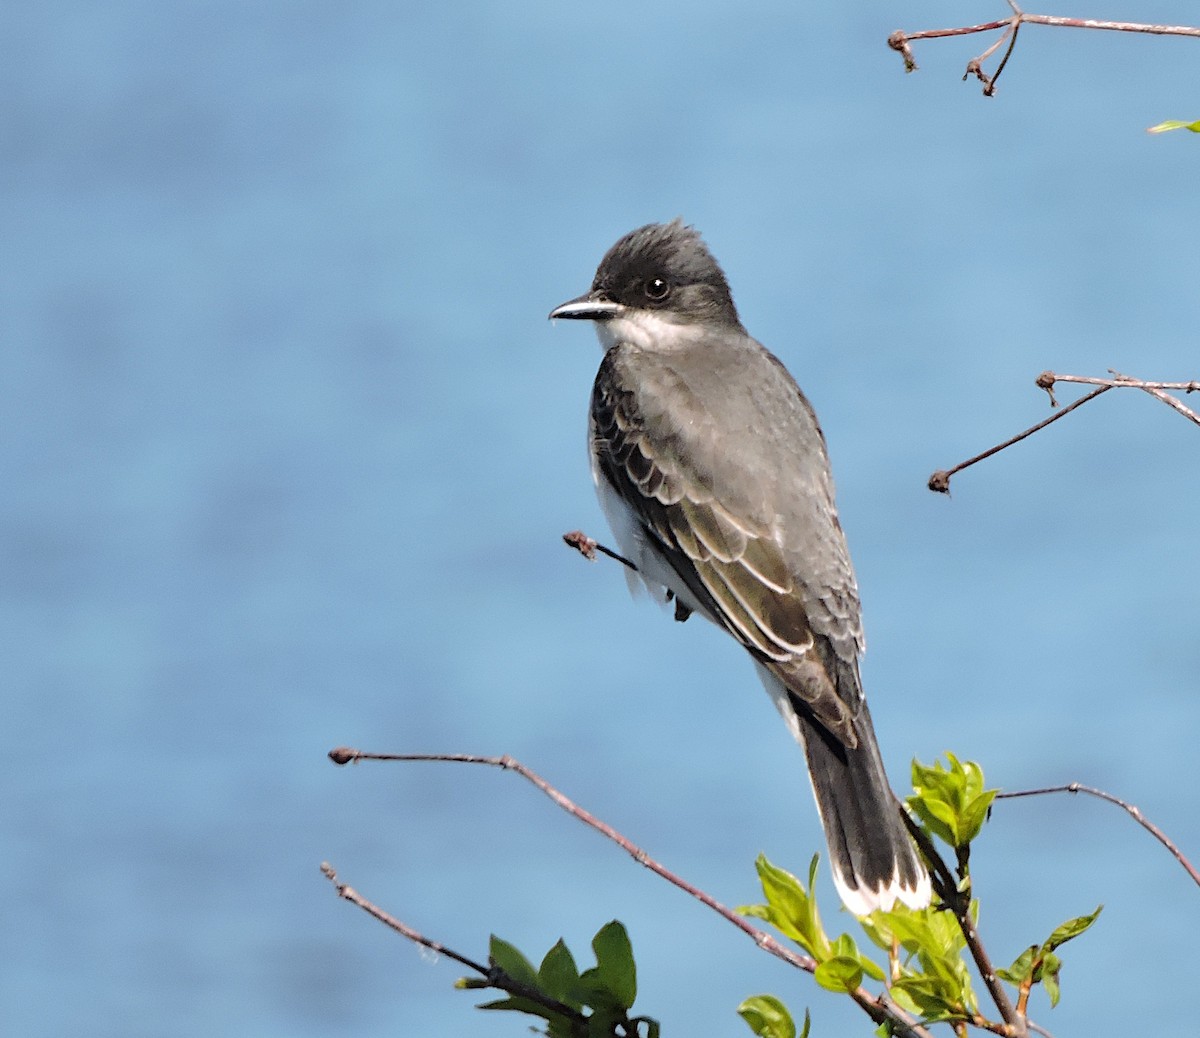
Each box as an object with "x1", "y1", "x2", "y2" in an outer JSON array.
[{"x1": 644, "y1": 277, "x2": 670, "y2": 302}]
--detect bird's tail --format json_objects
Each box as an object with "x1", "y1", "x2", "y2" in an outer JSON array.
[{"x1": 794, "y1": 694, "x2": 931, "y2": 916}]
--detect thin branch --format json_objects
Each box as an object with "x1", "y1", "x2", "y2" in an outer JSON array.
[
  {"x1": 1041, "y1": 370, "x2": 1200, "y2": 427},
  {"x1": 927, "y1": 384, "x2": 1110, "y2": 494},
  {"x1": 1045, "y1": 373, "x2": 1200, "y2": 393},
  {"x1": 996, "y1": 782, "x2": 1200, "y2": 888},
  {"x1": 320, "y1": 862, "x2": 590, "y2": 1030},
  {"x1": 889, "y1": 5, "x2": 1200, "y2": 93},
  {"x1": 1108, "y1": 369, "x2": 1200, "y2": 427},
  {"x1": 328, "y1": 747, "x2": 934, "y2": 1038},
  {"x1": 563, "y1": 529, "x2": 638, "y2": 570},
  {"x1": 930, "y1": 367, "x2": 1199, "y2": 493}
]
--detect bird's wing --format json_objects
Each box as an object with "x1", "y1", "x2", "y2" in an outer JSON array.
[{"x1": 591, "y1": 345, "x2": 864, "y2": 747}]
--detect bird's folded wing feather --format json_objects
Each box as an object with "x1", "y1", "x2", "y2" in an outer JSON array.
[{"x1": 591, "y1": 346, "x2": 865, "y2": 747}]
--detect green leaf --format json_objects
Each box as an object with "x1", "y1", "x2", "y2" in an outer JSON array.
[
  {"x1": 741, "y1": 854, "x2": 830, "y2": 960},
  {"x1": 888, "y1": 975, "x2": 962, "y2": 1022},
  {"x1": 908, "y1": 755, "x2": 997, "y2": 850},
  {"x1": 477, "y1": 994, "x2": 559, "y2": 1021},
  {"x1": 814, "y1": 956, "x2": 864, "y2": 993},
  {"x1": 587, "y1": 1007, "x2": 623, "y2": 1038},
  {"x1": 959, "y1": 790, "x2": 998, "y2": 845},
  {"x1": 830, "y1": 932, "x2": 886, "y2": 983},
  {"x1": 1148, "y1": 119, "x2": 1200, "y2": 134},
  {"x1": 585, "y1": 921, "x2": 637, "y2": 1011},
  {"x1": 539, "y1": 939, "x2": 581, "y2": 1009},
  {"x1": 737, "y1": 994, "x2": 798, "y2": 1038},
  {"x1": 996, "y1": 945, "x2": 1037, "y2": 986},
  {"x1": 488, "y1": 935, "x2": 540, "y2": 990},
  {"x1": 1043, "y1": 905, "x2": 1102, "y2": 952},
  {"x1": 1036, "y1": 951, "x2": 1063, "y2": 1008}
]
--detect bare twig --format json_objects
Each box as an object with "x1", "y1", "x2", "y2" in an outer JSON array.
[
  {"x1": 328, "y1": 747, "x2": 933, "y2": 1038},
  {"x1": 927, "y1": 384, "x2": 1110, "y2": 493},
  {"x1": 930, "y1": 367, "x2": 1199, "y2": 493},
  {"x1": 1040, "y1": 370, "x2": 1200, "y2": 427},
  {"x1": 1045, "y1": 373, "x2": 1200, "y2": 393},
  {"x1": 996, "y1": 782, "x2": 1200, "y2": 888},
  {"x1": 320, "y1": 862, "x2": 590, "y2": 1028},
  {"x1": 890, "y1": 4, "x2": 1200, "y2": 93},
  {"x1": 563, "y1": 529, "x2": 638, "y2": 570}
]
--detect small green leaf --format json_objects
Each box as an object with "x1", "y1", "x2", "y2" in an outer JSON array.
[
  {"x1": 996, "y1": 945, "x2": 1037, "y2": 986},
  {"x1": 814, "y1": 956, "x2": 864, "y2": 993},
  {"x1": 488, "y1": 935, "x2": 540, "y2": 990},
  {"x1": 742, "y1": 854, "x2": 830, "y2": 960},
  {"x1": 539, "y1": 939, "x2": 581, "y2": 1009},
  {"x1": 586, "y1": 921, "x2": 637, "y2": 1011},
  {"x1": 829, "y1": 932, "x2": 885, "y2": 983},
  {"x1": 587, "y1": 1007, "x2": 623, "y2": 1038},
  {"x1": 1043, "y1": 905, "x2": 1102, "y2": 952},
  {"x1": 737, "y1": 994, "x2": 797, "y2": 1038},
  {"x1": 959, "y1": 790, "x2": 998, "y2": 845},
  {"x1": 1148, "y1": 119, "x2": 1200, "y2": 134},
  {"x1": 477, "y1": 994, "x2": 558, "y2": 1021},
  {"x1": 888, "y1": 975, "x2": 961, "y2": 1022},
  {"x1": 1037, "y1": 951, "x2": 1062, "y2": 1008}
]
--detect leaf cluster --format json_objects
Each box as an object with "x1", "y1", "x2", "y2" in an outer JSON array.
[
  {"x1": 907, "y1": 753, "x2": 995, "y2": 857},
  {"x1": 459, "y1": 921, "x2": 658, "y2": 1038},
  {"x1": 739, "y1": 756, "x2": 1105, "y2": 1034}
]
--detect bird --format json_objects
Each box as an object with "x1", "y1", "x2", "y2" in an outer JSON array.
[{"x1": 548, "y1": 219, "x2": 930, "y2": 916}]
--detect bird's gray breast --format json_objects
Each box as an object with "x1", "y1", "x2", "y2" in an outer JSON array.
[{"x1": 590, "y1": 334, "x2": 865, "y2": 666}]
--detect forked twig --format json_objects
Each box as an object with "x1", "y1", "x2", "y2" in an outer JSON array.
[
  {"x1": 930, "y1": 368, "x2": 1199, "y2": 493},
  {"x1": 890, "y1": 3, "x2": 1200, "y2": 94}
]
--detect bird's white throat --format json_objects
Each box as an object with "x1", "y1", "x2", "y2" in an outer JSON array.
[{"x1": 593, "y1": 308, "x2": 706, "y2": 353}]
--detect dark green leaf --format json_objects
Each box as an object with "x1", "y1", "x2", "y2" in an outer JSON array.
[
  {"x1": 477, "y1": 994, "x2": 560, "y2": 1022},
  {"x1": 587, "y1": 1007, "x2": 623, "y2": 1038},
  {"x1": 737, "y1": 994, "x2": 797, "y2": 1038},
  {"x1": 588, "y1": 921, "x2": 637, "y2": 1011},
  {"x1": 539, "y1": 939, "x2": 582, "y2": 1009},
  {"x1": 488, "y1": 935, "x2": 540, "y2": 990}
]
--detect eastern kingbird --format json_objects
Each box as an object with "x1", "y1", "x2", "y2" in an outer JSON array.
[{"x1": 549, "y1": 220, "x2": 930, "y2": 915}]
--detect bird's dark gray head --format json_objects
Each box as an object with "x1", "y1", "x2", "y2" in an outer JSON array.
[{"x1": 549, "y1": 219, "x2": 743, "y2": 332}]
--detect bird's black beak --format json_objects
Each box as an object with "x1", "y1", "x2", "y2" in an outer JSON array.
[{"x1": 548, "y1": 291, "x2": 623, "y2": 322}]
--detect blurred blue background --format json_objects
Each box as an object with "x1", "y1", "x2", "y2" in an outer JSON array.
[{"x1": 4, "y1": 2, "x2": 1198, "y2": 1035}]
